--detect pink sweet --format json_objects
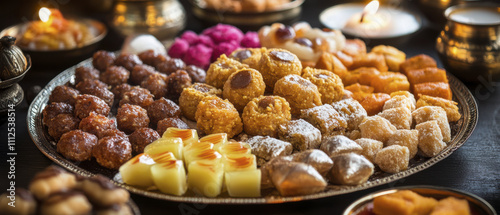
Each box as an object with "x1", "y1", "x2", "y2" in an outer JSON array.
[
  {"x1": 211, "y1": 42, "x2": 239, "y2": 62},
  {"x1": 202, "y1": 24, "x2": 244, "y2": 44},
  {"x1": 168, "y1": 38, "x2": 190, "y2": 59},
  {"x1": 240, "y1": 31, "x2": 260, "y2": 48},
  {"x1": 183, "y1": 44, "x2": 213, "y2": 69},
  {"x1": 196, "y1": 35, "x2": 215, "y2": 48},
  {"x1": 180, "y1": 31, "x2": 199, "y2": 45}
]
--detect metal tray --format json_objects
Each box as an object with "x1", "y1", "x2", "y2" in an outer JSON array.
[{"x1": 27, "y1": 58, "x2": 478, "y2": 204}]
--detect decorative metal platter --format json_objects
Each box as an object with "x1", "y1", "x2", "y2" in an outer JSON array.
[{"x1": 27, "y1": 58, "x2": 478, "y2": 204}]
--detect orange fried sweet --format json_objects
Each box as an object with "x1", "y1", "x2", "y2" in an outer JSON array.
[
  {"x1": 350, "y1": 53, "x2": 388, "y2": 72},
  {"x1": 345, "y1": 83, "x2": 374, "y2": 102},
  {"x1": 315, "y1": 52, "x2": 348, "y2": 79},
  {"x1": 358, "y1": 93, "x2": 391, "y2": 116},
  {"x1": 413, "y1": 82, "x2": 452, "y2": 100},
  {"x1": 370, "y1": 72, "x2": 410, "y2": 94},
  {"x1": 430, "y1": 197, "x2": 471, "y2": 215},
  {"x1": 370, "y1": 45, "x2": 406, "y2": 72},
  {"x1": 400, "y1": 54, "x2": 437, "y2": 75},
  {"x1": 343, "y1": 67, "x2": 381, "y2": 86},
  {"x1": 373, "y1": 190, "x2": 438, "y2": 215},
  {"x1": 406, "y1": 67, "x2": 448, "y2": 90},
  {"x1": 334, "y1": 51, "x2": 354, "y2": 68},
  {"x1": 342, "y1": 39, "x2": 367, "y2": 57}
]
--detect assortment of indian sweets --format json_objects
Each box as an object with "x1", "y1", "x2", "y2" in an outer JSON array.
[{"x1": 39, "y1": 22, "x2": 464, "y2": 198}]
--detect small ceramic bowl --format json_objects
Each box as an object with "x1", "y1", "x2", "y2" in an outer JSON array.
[
  {"x1": 0, "y1": 18, "x2": 107, "y2": 67},
  {"x1": 343, "y1": 186, "x2": 497, "y2": 215},
  {"x1": 188, "y1": 0, "x2": 304, "y2": 31}
]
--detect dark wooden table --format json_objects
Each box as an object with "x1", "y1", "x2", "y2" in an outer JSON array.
[{"x1": 0, "y1": 0, "x2": 499, "y2": 214}]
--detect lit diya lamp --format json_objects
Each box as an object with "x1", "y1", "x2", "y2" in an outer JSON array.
[{"x1": 319, "y1": 1, "x2": 421, "y2": 40}]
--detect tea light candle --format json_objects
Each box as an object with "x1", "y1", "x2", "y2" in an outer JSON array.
[
  {"x1": 320, "y1": 2, "x2": 420, "y2": 39},
  {"x1": 448, "y1": 6, "x2": 500, "y2": 25}
]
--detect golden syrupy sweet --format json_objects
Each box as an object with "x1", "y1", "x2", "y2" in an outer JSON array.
[
  {"x1": 302, "y1": 67, "x2": 344, "y2": 104},
  {"x1": 206, "y1": 54, "x2": 249, "y2": 89},
  {"x1": 242, "y1": 96, "x2": 291, "y2": 137},
  {"x1": 259, "y1": 49, "x2": 302, "y2": 92},
  {"x1": 195, "y1": 96, "x2": 243, "y2": 138},
  {"x1": 274, "y1": 74, "x2": 321, "y2": 116},
  {"x1": 229, "y1": 48, "x2": 265, "y2": 70},
  {"x1": 179, "y1": 83, "x2": 222, "y2": 121},
  {"x1": 223, "y1": 68, "x2": 266, "y2": 112}
]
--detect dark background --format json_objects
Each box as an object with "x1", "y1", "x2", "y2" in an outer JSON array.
[{"x1": 0, "y1": 0, "x2": 499, "y2": 214}]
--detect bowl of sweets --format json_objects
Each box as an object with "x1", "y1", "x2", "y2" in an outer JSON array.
[
  {"x1": 0, "y1": 8, "x2": 107, "y2": 67},
  {"x1": 343, "y1": 186, "x2": 496, "y2": 215}
]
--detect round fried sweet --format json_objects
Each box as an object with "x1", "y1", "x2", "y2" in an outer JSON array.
[
  {"x1": 116, "y1": 104, "x2": 150, "y2": 134},
  {"x1": 147, "y1": 97, "x2": 181, "y2": 127},
  {"x1": 48, "y1": 85, "x2": 79, "y2": 106},
  {"x1": 75, "y1": 79, "x2": 114, "y2": 107},
  {"x1": 111, "y1": 83, "x2": 132, "y2": 101},
  {"x1": 100, "y1": 66, "x2": 130, "y2": 87},
  {"x1": 47, "y1": 114, "x2": 80, "y2": 141},
  {"x1": 242, "y1": 96, "x2": 291, "y2": 137},
  {"x1": 42, "y1": 102, "x2": 74, "y2": 126},
  {"x1": 57, "y1": 130, "x2": 97, "y2": 161},
  {"x1": 223, "y1": 68, "x2": 265, "y2": 112},
  {"x1": 302, "y1": 67, "x2": 344, "y2": 104},
  {"x1": 184, "y1": 65, "x2": 206, "y2": 83},
  {"x1": 93, "y1": 51, "x2": 115, "y2": 72},
  {"x1": 167, "y1": 70, "x2": 192, "y2": 100},
  {"x1": 195, "y1": 96, "x2": 243, "y2": 138},
  {"x1": 74, "y1": 94, "x2": 110, "y2": 119},
  {"x1": 100, "y1": 129, "x2": 129, "y2": 141},
  {"x1": 138, "y1": 50, "x2": 169, "y2": 67},
  {"x1": 79, "y1": 112, "x2": 116, "y2": 138},
  {"x1": 274, "y1": 74, "x2": 322, "y2": 115},
  {"x1": 74, "y1": 66, "x2": 99, "y2": 84},
  {"x1": 114, "y1": 54, "x2": 142, "y2": 71},
  {"x1": 206, "y1": 54, "x2": 249, "y2": 89},
  {"x1": 140, "y1": 72, "x2": 168, "y2": 99},
  {"x1": 229, "y1": 48, "x2": 265, "y2": 70},
  {"x1": 157, "y1": 58, "x2": 185, "y2": 75},
  {"x1": 129, "y1": 127, "x2": 160, "y2": 154},
  {"x1": 130, "y1": 64, "x2": 157, "y2": 85},
  {"x1": 179, "y1": 83, "x2": 222, "y2": 121},
  {"x1": 119, "y1": 87, "x2": 154, "y2": 108},
  {"x1": 92, "y1": 136, "x2": 132, "y2": 169},
  {"x1": 157, "y1": 117, "x2": 190, "y2": 135},
  {"x1": 258, "y1": 48, "x2": 302, "y2": 91}
]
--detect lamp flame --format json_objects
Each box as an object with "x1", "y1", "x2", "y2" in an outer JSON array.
[
  {"x1": 39, "y1": 7, "x2": 51, "y2": 23},
  {"x1": 364, "y1": 1, "x2": 380, "y2": 15},
  {"x1": 360, "y1": 1, "x2": 379, "y2": 23}
]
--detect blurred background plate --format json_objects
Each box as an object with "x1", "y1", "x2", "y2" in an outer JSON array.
[
  {"x1": 188, "y1": 0, "x2": 304, "y2": 31},
  {"x1": 0, "y1": 18, "x2": 107, "y2": 68}
]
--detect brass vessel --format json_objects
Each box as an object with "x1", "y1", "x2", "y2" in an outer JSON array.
[
  {"x1": 111, "y1": 0, "x2": 186, "y2": 40},
  {"x1": 436, "y1": 3, "x2": 500, "y2": 83}
]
